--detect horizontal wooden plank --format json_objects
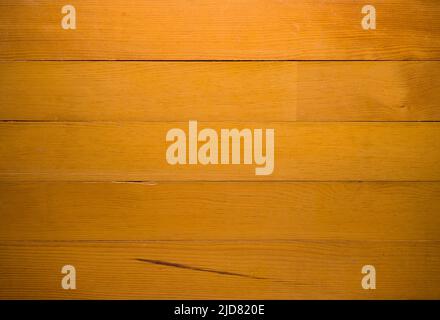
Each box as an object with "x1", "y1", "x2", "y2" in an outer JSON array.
[
  {"x1": 0, "y1": 122, "x2": 439, "y2": 181},
  {"x1": 1, "y1": 241, "x2": 439, "y2": 299},
  {"x1": 1, "y1": 1, "x2": 440, "y2": 60},
  {"x1": 0, "y1": 62, "x2": 297, "y2": 121},
  {"x1": 1, "y1": 62, "x2": 439, "y2": 121},
  {"x1": 1, "y1": 182, "x2": 439, "y2": 241},
  {"x1": 297, "y1": 61, "x2": 440, "y2": 121}
]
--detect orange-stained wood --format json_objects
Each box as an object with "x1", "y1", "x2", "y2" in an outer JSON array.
[
  {"x1": 1, "y1": 0, "x2": 440, "y2": 301},
  {"x1": 1, "y1": 0, "x2": 440, "y2": 60},
  {"x1": 1, "y1": 62, "x2": 440, "y2": 121},
  {"x1": 0, "y1": 122, "x2": 439, "y2": 181},
  {"x1": 1, "y1": 241, "x2": 439, "y2": 299},
  {"x1": 1, "y1": 182, "x2": 439, "y2": 241}
]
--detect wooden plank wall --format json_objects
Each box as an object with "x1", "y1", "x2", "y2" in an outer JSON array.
[
  {"x1": 1, "y1": 0, "x2": 440, "y2": 60},
  {"x1": 0, "y1": 0, "x2": 439, "y2": 299}
]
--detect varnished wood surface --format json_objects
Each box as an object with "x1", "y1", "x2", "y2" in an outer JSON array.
[
  {"x1": 1, "y1": 1, "x2": 440, "y2": 60},
  {"x1": 1, "y1": 61, "x2": 440, "y2": 121},
  {"x1": 1, "y1": 0, "x2": 440, "y2": 300},
  {"x1": 1, "y1": 182, "x2": 439, "y2": 241},
  {"x1": 0, "y1": 122, "x2": 439, "y2": 181},
  {"x1": 1, "y1": 241, "x2": 439, "y2": 299}
]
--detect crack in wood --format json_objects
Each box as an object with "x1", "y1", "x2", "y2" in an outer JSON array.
[{"x1": 135, "y1": 258, "x2": 268, "y2": 280}]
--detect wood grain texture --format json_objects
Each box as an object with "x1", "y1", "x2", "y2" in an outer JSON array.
[
  {"x1": 0, "y1": 122, "x2": 439, "y2": 181},
  {"x1": 1, "y1": 241, "x2": 439, "y2": 299},
  {"x1": 0, "y1": 62, "x2": 298, "y2": 121},
  {"x1": 297, "y1": 61, "x2": 440, "y2": 121},
  {"x1": 1, "y1": 0, "x2": 439, "y2": 301},
  {"x1": 1, "y1": 182, "x2": 439, "y2": 241},
  {"x1": 1, "y1": 1, "x2": 440, "y2": 60},
  {"x1": 1, "y1": 61, "x2": 440, "y2": 121}
]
